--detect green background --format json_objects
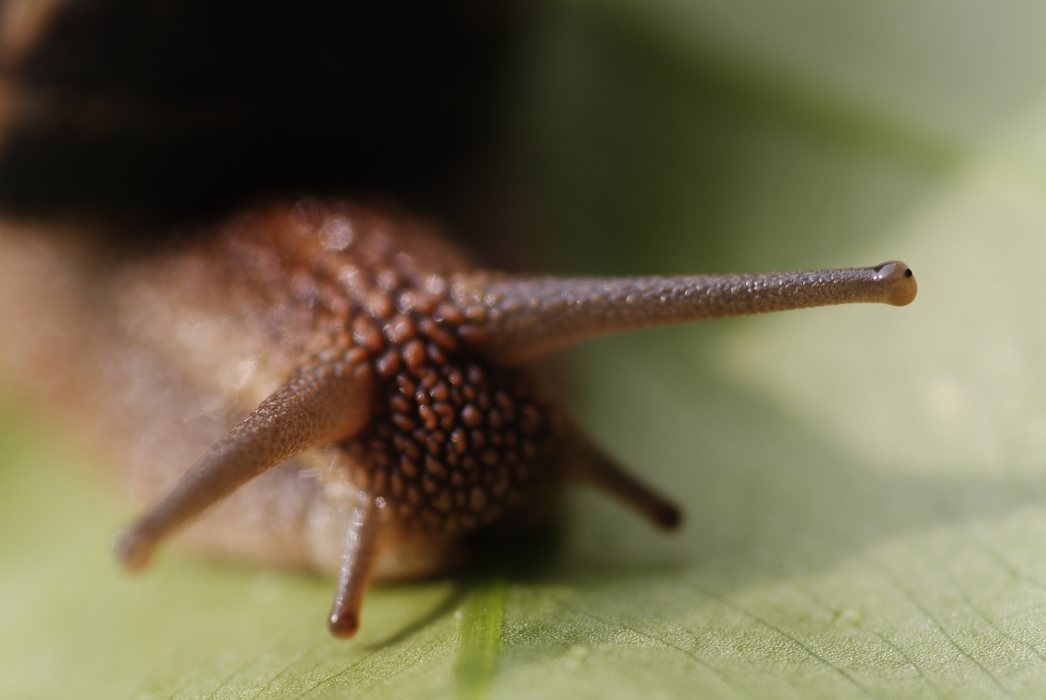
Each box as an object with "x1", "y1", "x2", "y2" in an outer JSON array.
[{"x1": 4, "y1": 1, "x2": 1046, "y2": 697}]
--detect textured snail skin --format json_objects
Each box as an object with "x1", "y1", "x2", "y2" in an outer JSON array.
[{"x1": 0, "y1": 199, "x2": 916, "y2": 638}]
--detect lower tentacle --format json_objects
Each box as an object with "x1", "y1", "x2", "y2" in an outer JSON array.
[
  {"x1": 564, "y1": 437, "x2": 682, "y2": 530},
  {"x1": 115, "y1": 362, "x2": 371, "y2": 570},
  {"x1": 328, "y1": 492, "x2": 384, "y2": 639}
]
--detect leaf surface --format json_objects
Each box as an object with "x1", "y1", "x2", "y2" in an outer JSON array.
[{"x1": 3, "y1": 2, "x2": 1046, "y2": 698}]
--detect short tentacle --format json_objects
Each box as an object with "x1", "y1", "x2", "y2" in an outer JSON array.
[
  {"x1": 115, "y1": 361, "x2": 371, "y2": 570},
  {"x1": 564, "y1": 437, "x2": 681, "y2": 531},
  {"x1": 327, "y1": 492, "x2": 384, "y2": 639},
  {"x1": 456, "y1": 261, "x2": 917, "y2": 365}
]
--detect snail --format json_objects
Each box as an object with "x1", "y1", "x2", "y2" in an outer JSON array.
[
  {"x1": 15, "y1": 197, "x2": 909, "y2": 639},
  {"x1": 0, "y1": 0, "x2": 918, "y2": 641}
]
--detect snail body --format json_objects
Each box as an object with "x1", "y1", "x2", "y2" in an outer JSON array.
[{"x1": 0, "y1": 198, "x2": 917, "y2": 638}]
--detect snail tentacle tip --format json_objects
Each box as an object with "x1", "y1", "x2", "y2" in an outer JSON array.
[
  {"x1": 565, "y1": 438, "x2": 682, "y2": 532},
  {"x1": 653, "y1": 503, "x2": 683, "y2": 531},
  {"x1": 328, "y1": 611, "x2": 361, "y2": 640},
  {"x1": 871, "y1": 260, "x2": 918, "y2": 306},
  {"x1": 112, "y1": 528, "x2": 153, "y2": 572}
]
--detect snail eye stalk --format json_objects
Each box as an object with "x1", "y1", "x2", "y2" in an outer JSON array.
[{"x1": 460, "y1": 261, "x2": 918, "y2": 365}]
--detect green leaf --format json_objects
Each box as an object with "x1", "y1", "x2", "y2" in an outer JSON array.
[{"x1": 4, "y1": 2, "x2": 1046, "y2": 698}]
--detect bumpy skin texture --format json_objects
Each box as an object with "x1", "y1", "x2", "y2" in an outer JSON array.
[
  {"x1": 0, "y1": 197, "x2": 916, "y2": 638},
  {"x1": 193, "y1": 201, "x2": 571, "y2": 536},
  {"x1": 114, "y1": 201, "x2": 590, "y2": 579},
  {"x1": 195, "y1": 201, "x2": 567, "y2": 529}
]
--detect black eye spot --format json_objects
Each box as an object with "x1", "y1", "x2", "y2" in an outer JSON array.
[{"x1": 904, "y1": 269, "x2": 913, "y2": 278}]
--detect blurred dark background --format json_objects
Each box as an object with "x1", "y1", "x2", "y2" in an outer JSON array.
[
  {"x1": 0, "y1": 0, "x2": 1036, "y2": 274},
  {"x1": 0, "y1": 0, "x2": 521, "y2": 245}
]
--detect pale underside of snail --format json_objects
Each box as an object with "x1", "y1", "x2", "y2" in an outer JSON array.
[{"x1": 0, "y1": 198, "x2": 917, "y2": 638}]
